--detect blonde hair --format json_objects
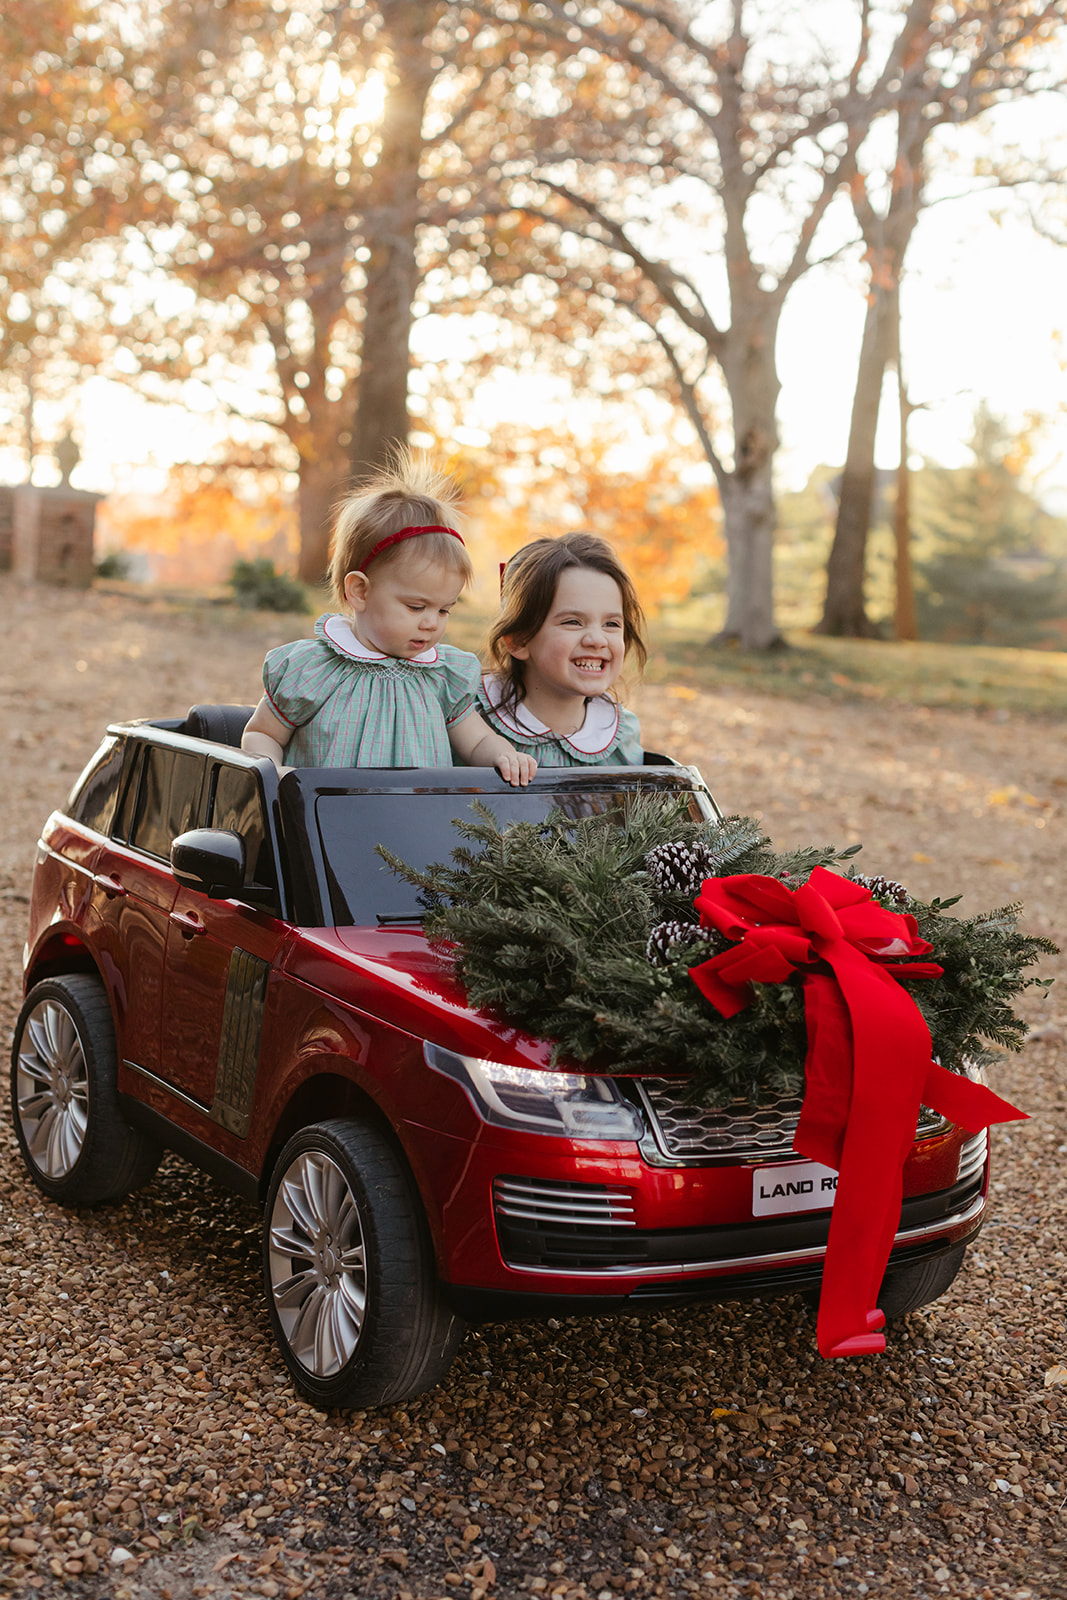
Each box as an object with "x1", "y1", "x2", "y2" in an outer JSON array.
[
  {"x1": 487, "y1": 532, "x2": 648, "y2": 713},
  {"x1": 328, "y1": 448, "x2": 473, "y2": 607}
]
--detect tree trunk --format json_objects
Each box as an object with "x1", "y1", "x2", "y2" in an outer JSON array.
[
  {"x1": 717, "y1": 463, "x2": 780, "y2": 648},
  {"x1": 296, "y1": 450, "x2": 346, "y2": 586},
  {"x1": 349, "y1": 3, "x2": 443, "y2": 480},
  {"x1": 816, "y1": 281, "x2": 897, "y2": 636},
  {"x1": 894, "y1": 305, "x2": 918, "y2": 642},
  {"x1": 714, "y1": 307, "x2": 783, "y2": 650}
]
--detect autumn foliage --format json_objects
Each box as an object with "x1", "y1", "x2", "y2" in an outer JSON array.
[
  {"x1": 97, "y1": 476, "x2": 299, "y2": 591},
  {"x1": 98, "y1": 435, "x2": 722, "y2": 613},
  {"x1": 458, "y1": 430, "x2": 722, "y2": 613}
]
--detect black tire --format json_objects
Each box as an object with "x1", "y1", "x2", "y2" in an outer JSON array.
[
  {"x1": 262, "y1": 1117, "x2": 465, "y2": 1408},
  {"x1": 801, "y1": 1244, "x2": 968, "y2": 1320},
  {"x1": 876, "y1": 1245, "x2": 967, "y2": 1320},
  {"x1": 10, "y1": 974, "x2": 162, "y2": 1205}
]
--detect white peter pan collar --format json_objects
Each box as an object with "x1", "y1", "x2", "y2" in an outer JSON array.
[
  {"x1": 321, "y1": 613, "x2": 438, "y2": 665},
  {"x1": 482, "y1": 673, "x2": 620, "y2": 754}
]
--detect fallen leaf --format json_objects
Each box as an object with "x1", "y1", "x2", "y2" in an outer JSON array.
[{"x1": 1044, "y1": 1364, "x2": 1067, "y2": 1387}]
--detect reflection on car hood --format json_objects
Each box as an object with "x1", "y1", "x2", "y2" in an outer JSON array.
[{"x1": 280, "y1": 925, "x2": 556, "y2": 1068}]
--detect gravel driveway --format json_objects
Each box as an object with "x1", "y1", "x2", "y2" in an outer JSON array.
[{"x1": 0, "y1": 582, "x2": 1063, "y2": 1600}]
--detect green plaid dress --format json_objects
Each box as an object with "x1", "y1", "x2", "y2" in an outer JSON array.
[
  {"x1": 477, "y1": 673, "x2": 643, "y2": 767},
  {"x1": 264, "y1": 614, "x2": 481, "y2": 767}
]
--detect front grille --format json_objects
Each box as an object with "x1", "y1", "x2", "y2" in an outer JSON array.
[
  {"x1": 494, "y1": 1176, "x2": 642, "y2": 1270},
  {"x1": 636, "y1": 1079, "x2": 950, "y2": 1164},
  {"x1": 957, "y1": 1130, "x2": 988, "y2": 1186},
  {"x1": 494, "y1": 1176, "x2": 636, "y2": 1227}
]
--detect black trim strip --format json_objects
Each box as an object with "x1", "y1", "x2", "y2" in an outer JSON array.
[
  {"x1": 494, "y1": 1170, "x2": 986, "y2": 1273},
  {"x1": 446, "y1": 1221, "x2": 984, "y2": 1323},
  {"x1": 124, "y1": 1058, "x2": 210, "y2": 1115},
  {"x1": 118, "y1": 1094, "x2": 260, "y2": 1202}
]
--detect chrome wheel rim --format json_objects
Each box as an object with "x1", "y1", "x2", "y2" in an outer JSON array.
[
  {"x1": 268, "y1": 1149, "x2": 367, "y2": 1378},
  {"x1": 15, "y1": 999, "x2": 90, "y2": 1178}
]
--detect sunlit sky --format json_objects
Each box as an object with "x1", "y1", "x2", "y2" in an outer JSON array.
[{"x1": 8, "y1": 90, "x2": 1067, "y2": 515}]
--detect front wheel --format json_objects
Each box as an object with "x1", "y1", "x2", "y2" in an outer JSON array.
[
  {"x1": 263, "y1": 1117, "x2": 465, "y2": 1408},
  {"x1": 801, "y1": 1244, "x2": 968, "y2": 1322},
  {"x1": 10, "y1": 973, "x2": 162, "y2": 1205},
  {"x1": 876, "y1": 1245, "x2": 967, "y2": 1320}
]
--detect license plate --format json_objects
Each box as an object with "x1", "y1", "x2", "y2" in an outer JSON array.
[{"x1": 752, "y1": 1160, "x2": 839, "y2": 1217}]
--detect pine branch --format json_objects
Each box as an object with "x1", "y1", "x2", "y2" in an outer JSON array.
[{"x1": 381, "y1": 803, "x2": 1057, "y2": 1105}]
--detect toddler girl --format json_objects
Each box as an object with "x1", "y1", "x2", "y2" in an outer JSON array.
[
  {"x1": 242, "y1": 455, "x2": 536, "y2": 784},
  {"x1": 479, "y1": 532, "x2": 646, "y2": 767}
]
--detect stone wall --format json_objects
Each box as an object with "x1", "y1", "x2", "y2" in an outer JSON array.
[{"x1": 10, "y1": 486, "x2": 101, "y2": 588}]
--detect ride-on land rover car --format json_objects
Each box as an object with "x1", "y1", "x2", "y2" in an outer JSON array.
[{"x1": 10, "y1": 707, "x2": 990, "y2": 1406}]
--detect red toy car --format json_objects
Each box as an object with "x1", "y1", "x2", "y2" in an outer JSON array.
[{"x1": 10, "y1": 707, "x2": 989, "y2": 1405}]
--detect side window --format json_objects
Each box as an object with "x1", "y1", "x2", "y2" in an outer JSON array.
[
  {"x1": 112, "y1": 745, "x2": 143, "y2": 844},
  {"x1": 68, "y1": 737, "x2": 125, "y2": 835},
  {"x1": 128, "y1": 747, "x2": 205, "y2": 861},
  {"x1": 210, "y1": 764, "x2": 274, "y2": 887}
]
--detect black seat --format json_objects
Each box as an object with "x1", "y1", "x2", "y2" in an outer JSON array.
[
  {"x1": 183, "y1": 704, "x2": 255, "y2": 748},
  {"x1": 643, "y1": 750, "x2": 678, "y2": 766}
]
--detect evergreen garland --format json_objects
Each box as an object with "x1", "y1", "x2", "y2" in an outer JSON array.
[{"x1": 379, "y1": 796, "x2": 1057, "y2": 1106}]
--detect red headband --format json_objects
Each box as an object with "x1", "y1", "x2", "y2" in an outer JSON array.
[{"x1": 356, "y1": 523, "x2": 464, "y2": 573}]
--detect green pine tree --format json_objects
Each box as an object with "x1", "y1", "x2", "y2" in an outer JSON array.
[{"x1": 913, "y1": 408, "x2": 1067, "y2": 647}]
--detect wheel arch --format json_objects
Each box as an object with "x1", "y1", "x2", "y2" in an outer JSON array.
[
  {"x1": 259, "y1": 1069, "x2": 405, "y2": 1202},
  {"x1": 23, "y1": 928, "x2": 102, "y2": 996}
]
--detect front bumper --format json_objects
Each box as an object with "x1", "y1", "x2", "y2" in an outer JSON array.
[{"x1": 433, "y1": 1127, "x2": 988, "y2": 1320}]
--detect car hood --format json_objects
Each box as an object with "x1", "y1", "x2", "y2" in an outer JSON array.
[{"x1": 281, "y1": 924, "x2": 556, "y2": 1068}]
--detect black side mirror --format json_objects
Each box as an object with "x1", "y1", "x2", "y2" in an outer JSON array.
[{"x1": 171, "y1": 829, "x2": 247, "y2": 898}]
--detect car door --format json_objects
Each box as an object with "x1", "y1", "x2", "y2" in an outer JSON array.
[
  {"x1": 90, "y1": 740, "x2": 205, "y2": 1078},
  {"x1": 158, "y1": 759, "x2": 289, "y2": 1126}
]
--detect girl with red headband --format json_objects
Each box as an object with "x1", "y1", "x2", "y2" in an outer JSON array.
[
  {"x1": 241, "y1": 454, "x2": 536, "y2": 782},
  {"x1": 479, "y1": 533, "x2": 647, "y2": 767}
]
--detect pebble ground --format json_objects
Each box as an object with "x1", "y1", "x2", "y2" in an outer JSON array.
[{"x1": 0, "y1": 583, "x2": 1062, "y2": 1600}]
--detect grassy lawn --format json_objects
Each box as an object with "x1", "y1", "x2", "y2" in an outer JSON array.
[
  {"x1": 127, "y1": 586, "x2": 1067, "y2": 718},
  {"x1": 448, "y1": 605, "x2": 1067, "y2": 717},
  {"x1": 642, "y1": 628, "x2": 1067, "y2": 716}
]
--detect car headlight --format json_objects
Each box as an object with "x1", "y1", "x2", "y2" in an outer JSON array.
[{"x1": 423, "y1": 1043, "x2": 645, "y2": 1142}]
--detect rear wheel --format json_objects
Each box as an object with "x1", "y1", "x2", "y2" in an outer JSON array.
[
  {"x1": 263, "y1": 1117, "x2": 465, "y2": 1408},
  {"x1": 10, "y1": 974, "x2": 162, "y2": 1205}
]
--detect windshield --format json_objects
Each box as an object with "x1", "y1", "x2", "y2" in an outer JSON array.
[{"x1": 315, "y1": 784, "x2": 715, "y2": 926}]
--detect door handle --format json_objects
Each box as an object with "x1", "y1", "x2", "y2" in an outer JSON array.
[
  {"x1": 169, "y1": 910, "x2": 206, "y2": 938},
  {"x1": 94, "y1": 874, "x2": 127, "y2": 899}
]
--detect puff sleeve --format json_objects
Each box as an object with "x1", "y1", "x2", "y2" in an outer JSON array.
[
  {"x1": 616, "y1": 706, "x2": 644, "y2": 764},
  {"x1": 435, "y1": 645, "x2": 483, "y2": 727},
  {"x1": 262, "y1": 638, "x2": 344, "y2": 731}
]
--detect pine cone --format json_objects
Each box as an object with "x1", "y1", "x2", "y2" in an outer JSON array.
[
  {"x1": 646, "y1": 920, "x2": 722, "y2": 967},
  {"x1": 645, "y1": 840, "x2": 715, "y2": 897},
  {"x1": 854, "y1": 873, "x2": 910, "y2": 907}
]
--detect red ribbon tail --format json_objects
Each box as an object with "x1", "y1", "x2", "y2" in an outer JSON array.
[
  {"x1": 793, "y1": 973, "x2": 851, "y2": 1170},
  {"x1": 922, "y1": 1062, "x2": 1028, "y2": 1131}
]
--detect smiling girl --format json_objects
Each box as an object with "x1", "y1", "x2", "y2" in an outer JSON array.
[
  {"x1": 479, "y1": 533, "x2": 647, "y2": 767},
  {"x1": 241, "y1": 454, "x2": 535, "y2": 783}
]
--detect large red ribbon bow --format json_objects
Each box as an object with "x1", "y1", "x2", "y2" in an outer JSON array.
[{"x1": 688, "y1": 866, "x2": 1025, "y2": 1358}]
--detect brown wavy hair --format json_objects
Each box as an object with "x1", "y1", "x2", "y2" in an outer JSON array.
[{"x1": 487, "y1": 533, "x2": 648, "y2": 713}]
